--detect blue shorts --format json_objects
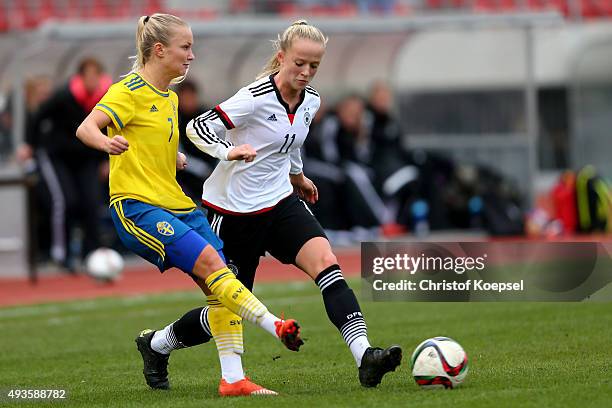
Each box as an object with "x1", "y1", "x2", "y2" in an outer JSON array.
[{"x1": 110, "y1": 199, "x2": 224, "y2": 273}]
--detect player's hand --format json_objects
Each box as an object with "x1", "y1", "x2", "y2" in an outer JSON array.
[
  {"x1": 15, "y1": 144, "x2": 33, "y2": 163},
  {"x1": 290, "y1": 173, "x2": 318, "y2": 204},
  {"x1": 176, "y1": 152, "x2": 187, "y2": 170},
  {"x1": 105, "y1": 135, "x2": 129, "y2": 155},
  {"x1": 227, "y1": 144, "x2": 257, "y2": 163}
]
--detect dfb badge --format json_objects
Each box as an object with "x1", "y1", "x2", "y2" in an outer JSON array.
[{"x1": 304, "y1": 111, "x2": 311, "y2": 127}]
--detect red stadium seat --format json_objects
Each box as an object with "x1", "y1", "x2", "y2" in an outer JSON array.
[
  {"x1": 549, "y1": 0, "x2": 570, "y2": 16},
  {"x1": 144, "y1": 0, "x2": 165, "y2": 15},
  {"x1": 12, "y1": 3, "x2": 39, "y2": 30},
  {"x1": 393, "y1": 2, "x2": 412, "y2": 15},
  {"x1": 195, "y1": 8, "x2": 218, "y2": 20},
  {"x1": 500, "y1": 0, "x2": 519, "y2": 11},
  {"x1": 278, "y1": 3, "x2": 300, "y2": 16},
  {"x1": 473, "y1": 0, "x2": 497, "y2": 12},
  {"x1": 90, "y1": 0, "x2": 112, "y2": 19},
  {"x1": 601, "y1": 0, "x2": 612, "y2": 15},
  {"x1": 0, "y1": 7, "x2": 8, "y2": 32},
  {"x1": 450, "y1": 0, "x2": 469, "y2": 8},
  {"x1": 526, "y1": 0, "x2": 546, "y2": 10},
  {"x1": 580, "y1": 0, "x2": 601, "y2": 17},
  {"x1": 425, "y1": 0, "x2": 444, "y2": 9}
]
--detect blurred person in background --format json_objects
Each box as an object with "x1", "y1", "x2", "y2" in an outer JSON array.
[
  {"x1": 175, "y1": 79, "x2": 217, "y2": 202},
  {"x1": 306, "y1": 93, "x2": 391, "y2": 236},
  {"x1": 0, "y1": 95, "x2": 14, "y2": 161},
  {"x1": 30, "y1": 58, "x2": 112, "y2": 270},
  {"x1": 13, "y1": 76, "x2": 54, "y2": 260},
  {"x1": 148, "y1": 20, "x2": 402, "y2": 395},
  {"x1": 15, "y1": 76, "x2": 54, "y2": 164},
  {"x1": 365, "y1": 80, "x2": 418, "y2": 231}
]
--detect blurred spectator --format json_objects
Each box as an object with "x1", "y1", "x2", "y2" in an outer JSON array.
[
  {"x1": 13, "y1": 76, "x2": 54, "y2": 261},
  {"x1": 0, "y1": 95, "x2": 13, "y2": 160},
  {"x1": 365, "y1": 81, "x2": 417, "y2": 228},
  {"x1": 15, "y1": 76, "x2": 53, "y2": 165},
  {"x1": 304, "y1": 94, "x2": 390, "y2": 237},
  {"x1": 175, "y1": 80, "x2": 218, "y2": 203},
  {"x1": 29, "y1": 58, "x2": 112, "y2": 270}
]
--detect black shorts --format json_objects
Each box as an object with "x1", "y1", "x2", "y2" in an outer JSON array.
[{"x1": 203, "y1": 194, "x2": 326, "y2": 290}]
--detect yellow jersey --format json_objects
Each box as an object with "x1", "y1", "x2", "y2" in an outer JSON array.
[{"x1": 95, "y1": 73, "x2": 195, "y2": 211}]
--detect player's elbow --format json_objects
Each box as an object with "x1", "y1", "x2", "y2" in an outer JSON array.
[
  {"x1": 185, "y1": 119, "x2": 196, "y2": 139},
  {"x1": 75, "y1": 121, "x2": 92, "y2": 144},
  {"x1": 75, "y1": 124, "x2": 83, "y2": 141}
]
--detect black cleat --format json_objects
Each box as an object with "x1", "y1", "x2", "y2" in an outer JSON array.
[
  {"x1": 358, "y1": 345, "x2": 403, "y2": 387},
  {"x1": 135, "y1": 329, "x2": 170, "y2": 390}
]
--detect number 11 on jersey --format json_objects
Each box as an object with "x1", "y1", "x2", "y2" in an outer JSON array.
[{"x1": 279, "y1": 133, "x2": 295, "y2": 154}]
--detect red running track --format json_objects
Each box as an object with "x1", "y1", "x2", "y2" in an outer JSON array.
[{"x1": 0, "y1": 248, "x2": 361, "y2": 307}]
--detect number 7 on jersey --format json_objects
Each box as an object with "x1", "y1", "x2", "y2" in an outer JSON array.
[{"x1": 167, "y1": 117, "x2": 174, "y2": 142}]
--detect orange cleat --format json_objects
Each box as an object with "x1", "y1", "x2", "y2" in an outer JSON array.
[
  {"x1": 218, "y1": 378, "x2": 278, "y2": 396},
  {"x1": 274, "y1": 318, "x2": 304, "y2": 351}
]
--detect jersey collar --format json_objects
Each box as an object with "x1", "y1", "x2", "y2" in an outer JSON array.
[
  {"x1": 269, "y1": 74, "x2": 305, "y2": 115},
  {"x1": 134, "y1": 73, "x2": 170, "y2": 97}
]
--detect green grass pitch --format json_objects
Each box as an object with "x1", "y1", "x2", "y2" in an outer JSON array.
[{"x1": 1, "y1": 279, "x2": 611, "y2": 407}]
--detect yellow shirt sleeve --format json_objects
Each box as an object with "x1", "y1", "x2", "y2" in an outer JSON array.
[{"x1": 95, "y1": 83, "x2": 135, "y2": 130}]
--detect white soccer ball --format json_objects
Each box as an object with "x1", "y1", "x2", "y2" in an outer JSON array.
[
  {"x1": 85, "y1": 248, "x2": 124, "y2": 281},
  {"x1": 411, "y1": 336, "x2": 469, "y2": 389}
]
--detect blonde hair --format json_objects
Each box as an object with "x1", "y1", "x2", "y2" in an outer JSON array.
[
  {"x1": 257, "y1": 20, "x2": 328, "y2": 80},
  {"x1": 127, "y1": 13, "x2": 190, "y2": 84}
]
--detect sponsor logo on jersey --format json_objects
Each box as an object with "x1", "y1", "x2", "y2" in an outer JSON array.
[
  {"x1": 150, "y1": 105, "x2": 159, "y2": 112},
  {"x1": 156, "y1": 221, "x2": 174, "y2": 236},
  {"x1": 267, "y1": 113, "x2": 278, "y2": 121},
  {"x1": 304, "y1": 111, "x2": 311, "y2": 126}
]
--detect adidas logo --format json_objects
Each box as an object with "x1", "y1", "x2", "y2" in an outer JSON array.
[
  {"x1": 267, "y1": 114, "x2": 277, "y2": 121},
  {"x1": 150, "y1": 105, "x2": 158, "y2": 112}
]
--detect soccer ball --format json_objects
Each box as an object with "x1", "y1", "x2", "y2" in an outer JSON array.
[
  {"x1": 410, "y1": 336, "x2": 468, "y2": 389},
  {"x1": 85, "y1": 247, "x2": 124, "y2": 281}
]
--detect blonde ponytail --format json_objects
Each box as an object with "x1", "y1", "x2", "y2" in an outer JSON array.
[
  {"x1": 129, "y1": 16, "x2": 148, "y2": 74},
  {"x1": 256, "y1": 20, "x2": 327, "y2": 80},
  {"x1": 125, "y1": 13, "x2": 189, "y2": 83}
]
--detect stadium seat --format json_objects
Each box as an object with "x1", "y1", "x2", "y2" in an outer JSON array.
[
  {"x1": 278, "y1": 3, "x2": 300, "y2": 16},
  {"x1": 425, "y1": 0, "x2": 444, "y2": 9},
  {"x1": 580, "y1": 0, "x2": 601, "y2": 17},
  {"x1": 526, "y1": 0, "x2": 546, "y2": 11},
  {"x1": 195, "y1": 8, "x2": 218, "y2": 20},
  {"x1": 473, "y1": 0, "x2": 497, "y2": 12},
  {"x1": 90, "y1": 0, "x2": 112, "y2": 19},
  {"x1": 549, "y1": 0, "x2": 570, "y2": 16},
  {"x1": 0, "y1": 7, "x2": 7, "y2": 32},
  {"x1": 499, "y1": 0, "x2": 519, "y2": 11},
  {"x1": 144, "y1": 0, "x2": 165, "y2": 15},
  {"x1": 12, "y1": 3, "x2": 39, "y2": 30}
]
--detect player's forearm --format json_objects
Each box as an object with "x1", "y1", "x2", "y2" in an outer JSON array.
[
  {"x1": 186, "y1": 117, "x2": 234, "y2": 160},
  {"x1": 76, "y1": 120, "x2": 108, "y2": 152}
]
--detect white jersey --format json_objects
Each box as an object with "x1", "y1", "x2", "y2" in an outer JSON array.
[{"x1": 186, "y1": 74, "x2": 321, "y2": 214}]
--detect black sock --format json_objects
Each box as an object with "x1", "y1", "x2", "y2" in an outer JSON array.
[
  {"x1": 315, "y1": 264, "x2": 368, "y2": 347},
  {"x1": 171, "y1": 306, "x2": 212, "y2": 348}
]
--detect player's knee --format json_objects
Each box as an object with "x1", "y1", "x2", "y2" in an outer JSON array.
[
  {"x1": 192, "y1": 245, "x2": 227, "y2": 279},
  {"x1": 308, "y1": 251, "x2": 337, "y2": 274},
  {"x1": 320, "y1": 252, "x2": 338, "y2": 269}
]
